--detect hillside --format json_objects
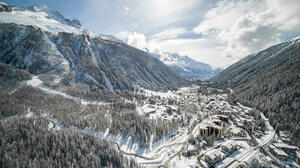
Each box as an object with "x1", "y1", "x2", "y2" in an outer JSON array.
[
  {"x1": 211, "y1": 36, "x2": 300, "y2": 147},
  {"x1": 0, "y1": 3, "x2": 189, "y2": 98}
]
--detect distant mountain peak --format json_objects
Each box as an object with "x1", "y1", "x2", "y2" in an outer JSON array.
[
  {"x1": 0, "y1": 3, "x2": 189, "y2": 93},
  {"x1": 26, "y1": 5, "x2": 82, "y2": 28},
  {"x1": 0, "y1": 3, "x2": 123, "y2": 42},
  {"x1": 150, "y1": 50, "x2": 222, "y2": 80}
]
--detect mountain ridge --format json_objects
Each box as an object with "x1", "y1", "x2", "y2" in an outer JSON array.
[
  {"x1": 210, "y1": 35, "x2": 300, "y2": 147},
  {"x1": 0, "y1": 3, "x2": 190, "y2": 98},
  {"x1": 150, "y1": 50, "x2": 222, "y2": 80}
]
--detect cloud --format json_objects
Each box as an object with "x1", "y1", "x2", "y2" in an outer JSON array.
[
  {"x1": 150, "y1": 28, "x2": 187, "y2": 41},
  {"x1": 129, "y1": 23, "x2": 139, "y2": 28},
  {"x1": 117, "y1": 32, "x2": 147, "y2": 50},
  {"x1": 193, "y1": 0, "x2": 262, "y2": 35},
  {"x1": 122, "y1": 6, "x2": 130, "y2": 15},
  {"x1": 117, "y1": 30, "x2": 227, "y2": 67},
  {"x1": 220, "y1": 13, "x2": 281, "y2": 60},
  {"x1": 81, "y1": 0, "x2": 205, "y2": 35},
  {"x1": 104, "y1": 0, "x2": 300, "y2": 68},
  {"x1": 136, "y1": 0, "x2": 200, "y2": 28},
  {"x1": 268, "y1": 0, "x2": 300, "y2": 31},
  {"x1": 148, "y1": 37, "x2": 226, "y2": 67},
  {"x1": 193, "y1": 0, "x2": 300, "y2": 63}
]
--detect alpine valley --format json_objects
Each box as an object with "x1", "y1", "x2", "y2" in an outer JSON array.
[{"x1": 1, "y1": 1, "x2": 300, "y2": 168}]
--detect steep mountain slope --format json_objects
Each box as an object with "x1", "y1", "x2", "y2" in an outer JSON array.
[
  {"x1": 0, "y1": 3, "x2": 189, "y2": 95},
  {"x1": 151, "y1": 50, "x2": 222, "y2": 79},
  {"x1": 211, "y1": 36, "x2": 300, "y2": 147},
  {"x1": 0, "y1": 3, "x2": 185, "y2": 167},
  {"x1": 211, "y1": 36, "x2": 300, "y2": 87}
]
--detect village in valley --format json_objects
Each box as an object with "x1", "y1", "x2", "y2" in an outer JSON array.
[{"x1": 133, "y1": 86, "x2": 300, "y2": 168}]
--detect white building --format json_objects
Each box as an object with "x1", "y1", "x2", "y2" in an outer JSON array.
[
  {"x1": 221, "y1": 140, "x2": 237, "y2": 153},
  {"x1": 204, "y1": 149, "x2": 224, "y2": 165}
]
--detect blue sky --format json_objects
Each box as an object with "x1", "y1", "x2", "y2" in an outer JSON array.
[{"x1": 3, "y1": 0, "x2": 300, "y2": 67}]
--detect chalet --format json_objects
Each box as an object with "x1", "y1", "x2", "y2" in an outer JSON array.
[
  {"x1": 269, "y1": 144, "x2": 289, "y2": 161},
  {"x1": 204, "y1": 149, "x2": 224, "y2": 165},
  {"x1": 273, "y1": 143, "x2": 298, "y2": 155},
  {"x1": 230, "y1": 127, "x2": 245, "y2": 137},
  {"x1": 183, "y1": 144, "x2": 198, "y2": 156},
  {"x1": 221, "y1": 140, "x2": 237, "y2": 154}
]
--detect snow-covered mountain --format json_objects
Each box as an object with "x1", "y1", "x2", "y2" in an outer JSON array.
[
  {"x1": 0, "y1": 2, "x2": 189, "y2": 95},
  {"x1": 211, "y1": 35, "x2": 300, "y2": 148},
  {"x1": 0, "y1": 2, "x2": 122, "y2": 42},
  {"x1": 211, "y1": 35, "x2": 300, "y2": 87},
  {"x1": 150, "y1": 50, "x2": 222, "y2": 79}
]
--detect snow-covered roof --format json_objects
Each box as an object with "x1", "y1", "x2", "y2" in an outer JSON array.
[
  {"x1": 199, "y1": 124, "x2": 208, "y2": 129},
  {"x1": 221, "y1": 140, "x2": 237, "y2": 149},
  {"x1": 187, "y1": 144, "x2": 197, "y2": 151},
  {"x1": 279, "y1": 131, "x2": 290, "y2": 138},
  {"x1": 273, "y1": 148, "x2": 289, "y2": 157},
  {"x1": 231, "y1": 127, "x2": 243, "y2": 134},
  {"x1": 200, "y1": 160, "x2": 210, "y2": 168},
  {"x1": 273, "y1": 143, "x2": 298, "y2": 150},
  {"x1": 205, "y1": 149, "x2": 223, "y2": 160}
]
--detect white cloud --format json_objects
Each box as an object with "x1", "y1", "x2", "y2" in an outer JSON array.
[
  {"x1": 150, "y1": 28, "x2": 187, "y2": 41},
  {"x1": 129, "y1": 23, "x2": 139, "y2": 28},
  {"x1": 193, "y1": 0, "x2": 262, "y2": 35},
  {"x1": 123, "y1": 6, "x2": 130, "y2": 15},
  {"x1": 136, "y1": 0, "x2": 200, "y2": 28},
  {"x1": 219, "y1": 13, "x2": 281, "y2": 60},
  {"x1": 193, "y1": 0, "x2": 300, "y2": 63},
  {"x1": 110, "y1": 0, "x2": 300, "y2": 68},
  {"x1": 148, "y1": 37, "x2": 226, "y2": 67},
  {"x1": 268, "y1": 0, "x2": 300, "y2": 31},
  {"x1": 117, "y1": 30, "x2": 227, "y2": 67},
  {"x1": 117, "y1": 6, "x2": 130, "y2": 15},
  {"x1": 117, "y1": 32, "x2": 147, "y2": 50}
]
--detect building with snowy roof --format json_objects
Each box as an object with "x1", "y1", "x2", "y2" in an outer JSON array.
[
  {"x1": 269, "y1": 144, "x2": 289, "y2": 161},
  {"x1": 221, "y1": 140, "x2": 237, "y2": 153},
  {"x1": 203, "y1": 149, "x2": 224, "y2": 165}
]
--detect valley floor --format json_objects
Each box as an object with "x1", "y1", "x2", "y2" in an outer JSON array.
[{"x1": 2, "y1": 76, "x2": 300, "y2": 168}]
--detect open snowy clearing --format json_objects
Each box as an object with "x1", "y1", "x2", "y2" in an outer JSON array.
[{"x1": 24, "y1": 76, "x2": 109, "y2": 106}]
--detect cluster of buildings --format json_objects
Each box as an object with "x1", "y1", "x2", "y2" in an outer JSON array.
[
  {"x1": 201, "y1": 140, "x2": 238, "y2": 166},
  {"x1": 196, "y1": 114, "x2": 243, "y2": 167},
  {"x1": 198, "y1": 115, "x2": 229, "y2": 138},
  {"x1": 268, "y1": 142, "x2": 300, "y2": 166}
]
